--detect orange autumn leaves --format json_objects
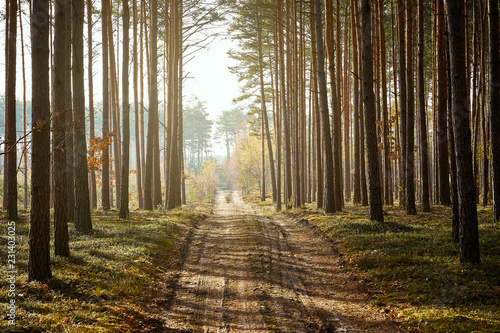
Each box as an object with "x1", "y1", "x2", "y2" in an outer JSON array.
[{"x1": 87, "y1": 131, "x2": 116, "y2": 172}]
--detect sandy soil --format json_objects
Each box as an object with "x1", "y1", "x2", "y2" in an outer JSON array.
[{"x1": 159, "y1": 190, "x2": 403, "y2": 332}]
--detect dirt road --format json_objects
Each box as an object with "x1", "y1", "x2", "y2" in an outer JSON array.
[{"x1": 160, "y1": 190, "x2": 401, "y2": 332}]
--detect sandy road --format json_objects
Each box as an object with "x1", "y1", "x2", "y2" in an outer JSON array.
[{"x1": 160, "y1": 190, "x2": 402, "y2": 332}]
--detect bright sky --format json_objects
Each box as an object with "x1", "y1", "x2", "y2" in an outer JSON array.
[
  {"x1": 0, "y1": 9, "x2": 241, "y2": 156},
  {"x1": 183, "y1": 32, "x2": 241, "y2": 155}
]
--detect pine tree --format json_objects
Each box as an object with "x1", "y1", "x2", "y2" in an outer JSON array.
[
  {"x1": 445, "y1": 0, "x2": 480, "y2": 264},
  {"x1": 29, "y1": 0, "x2": 52, "y2": 281},
  {"x1": 360, "y1": 0, "x2": 384, "y2": 222}
]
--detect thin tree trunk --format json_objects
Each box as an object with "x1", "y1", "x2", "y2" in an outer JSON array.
[
  {"x1": 6, "y1": 0, "x2": 18, "y2": 220},
  {"x1": 166, "y1": 0, "x2": 181, "y2": 210},
  {"x1": 418, "y1": 0, "x2": 430, "y2": 212},
  {"x1": 132, "y1": 0, "x2": 142, "y2": 209},
  {"x1": 73, "y1": 0, "x2": 92, "y2": 231},
  {"x1": 437, "y1": 0, "x2": 451, "y2": 206},
  {"x1": 119, "y1": 0, "x2": 130, "y2": 218},
  {"x1": 397, "y1": 0, "x2": 407, "y2": 208},
  {"x1": 87, "y1": 0, "x2": 97, "y2": 210},
  {"x1": 448, "y1": 70, "x2": 460, "y2": 242},
  {"x1": 65, "y1": 2, "x2": 74, "y2": 220},
  {"x1": 19, "y1": 0, "x2": 28, "y2": 209},
  {"x1": 53, "y1": 0, "x2": 69, "y2": 256},
  {"x1": 380, "y1": 0, "x2": 392, "y2": 206},
  {"x1": 107, "y1": 6, "x2": 121, "y2": 207},
  {"x1": 406, "y1": 0, "x2": 417, "y2": 215},
  {"x1": 352, "y1": 0, "x2": 361, "y2": 204},
  {"x1": 325, "y1": 0, "x2": 342, "y2": 210},
  {"x1": 256, "y1": 6, "x2": 277, "y2": 203},
  {"x1": 144, "y1": 0, "x2": 157, "y2": 210},
  {"x1": 489, "y1": 0, "x2": 500, "y2": 222},
  {"x1": 3, "y1": 0, "x2": 9, "y2": 211},
  {"x1": 344, "y1": 3, "x2": 351, "y2": 202},
  {"x1": 281, "y1": 0, "x2": 292, "y2": 209},
  {"x1": 101, "y1": 0, "x2": 110, "y2": 210}
]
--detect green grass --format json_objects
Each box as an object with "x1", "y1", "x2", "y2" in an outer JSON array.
[
  {"x1": 0, "y1": 206, "x2": 204, "y2": 332},
  {"x1": 284, "y1": 204, "x2": 500, "y2": 332}
]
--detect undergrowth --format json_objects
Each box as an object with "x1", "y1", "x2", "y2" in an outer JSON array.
[
  {"x1": 284, "y1": 203, "x2": 500, "y2": 333},
  {"x1": 0, "y1": 206, "x2": 204, "y2": 332}
]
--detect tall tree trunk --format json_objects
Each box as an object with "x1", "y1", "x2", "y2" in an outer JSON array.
[
  {"x1": 107, "y1": 5, "x2": 121, "y2": 208},
  {"x1": 19, "y1": 1, "x2": 28, "y2": 209},
  {"x1": 314, "y1": 0, "x2": 336, "y2": 214},
  {"x1": 101, "y1": 0, "x2": 110, "y2": 210},
  {"x1": 489, "y1": 0, "x2": 500, "y2": 223},
  {"x1": 325, "y1": 0, "x2": 342, "y2": 210},
  {"x1": 406, "y1": 0, "x2": 417, "y2": 215},
  {"x1": 418, "y1": 0, "x2": 430, "y2": 212},
  {"x1": 53, "y1": 0, "x2": 69, "y2": 256},
  {"x1": 65, "y1": 2, "x2": 74, "y2": 220},
  {"x1": 448, "y1": 71, "x2": 460, "y2": 242},
  {"x1": 3, "y1": 0, "x2": 9, "y2": 211},
  {"x1": 87, "y1": 0, "x2": 97, "y2": 210},
  {"x1": 281, "y1": 0, "x2": 292, "y2": 209},
  {"x1": 380, "y1": 0, "x2": 392, "y2": 206},
  {"x1": 437, "y1": 0, "x2": 451, "y2": 206},
  {"x1": 344, "y1": 4, "x2": 351, "y2": 202},
  {"x1": 352, "y1": 0, "x2": 361, "y2": 204},
  {"x1": 119, "y1": 0, "x2": 130, "y2": 218},
  {"x1": 355, "y1": 0, "x2": 368, "y2": 207},
  {"x1": 73, "y1": 0, "x2": 92, "y2": 231},
  {"x1": 445, "y1": 0, "x2": 480, "y2": 264},
  {"x1": 166, "y1": 0, "x2": 181, "y2": 210},
  {"x1": 360, "y1": 0, "x2": 384, "y2": 222},
  {"x1": 140, "y1": 0, "x2": 146, "y2": 197},
  {"x1": 256, "y1": 6, "x2": 277, "y2": 204},
  {"x1": 144, "y1": 0, "x2": 158, "y2": 210},
  {"x1": 6, "y1": 0, "x2": 18, "y2": 220},
  {"x1": 397, "y1": 0, "x2": 407, "y2": 208},
  {"x1": 29, "y1": 0, "x2": 52, "y2": 281},
  {"x1": 133, "y1": 0, "x2": 143, "y2": 209}
]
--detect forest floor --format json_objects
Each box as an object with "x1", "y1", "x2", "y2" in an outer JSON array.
[{"x1": 1, "y1": 190, "x2": 498, "y2": 332}]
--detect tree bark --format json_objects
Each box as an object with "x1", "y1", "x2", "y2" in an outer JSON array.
[
  {"x1": 437, "y1": 0, "x2": 451, "y2": 206},
  {"x1": 132, "y1": 0, "x2": 143, "y2": 210},
  {"x1": 256, "y1": 6, "x2": 277, "y2": 204},
  {"x1": 87, "y1": 0, "x2": 97, "y2": 210},
  {"x1": 445, "y1": 0, "x2": 480, "y2": 264},
  {"x1": 53, "y1": 0, "x2": 69, "y2": 256},
  {"x1": 119, "y1": 0, "x2": 131, "y2": 218},
  {"x1": 397, "y1": 0, "x2": 407, "y2": 208},
  {"x1": 380, "y1": 0, "x2": 393, "y2": 206},
  {"x1": 29, "y1": 0, "x2": 52, "y2": 281},
  {"x1": 65, "y1": 2, "x2": 74, "y2": 220},
  {"x1": 73, "y1": 0, "x2": 92, "y2": 231},
  {"x1": 6, "y1": 0, "x2": 18, "y2": 220},
  {"x1": 360, "y1": 0, "x2": 384, "y2": 222},
  {"x1": 144, "y1": 0, "x2": 157, "y2": 210},
  {"x1": 489, "y1": 0, "x2": 500, "y2": 222},
  {"x1": 406, "y1": 0, "x2": 417, "y2": 215},
  {"x1": 101, "y1": 0, "x2": 110, "y2": 210},
  {"x1": 352, "y1": 0, "x2": 361, "y2": 204},
  {"x1": 417, "y1": 0, "x2": 430, "y2": 212},
  {"x1": 166, "y1": 0, "x2": 181, "y2": 210},
  {"x1": 314, "y1": 0, "x2": 336, "y2": 214}
]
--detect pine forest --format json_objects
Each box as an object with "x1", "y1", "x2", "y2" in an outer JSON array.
[{"x1": 0, "y1": 0, "x2": 499, "y2": 331}]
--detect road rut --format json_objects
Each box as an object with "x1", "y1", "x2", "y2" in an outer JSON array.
[{"x1": 160, "y1": 190, "x2": 401, "y2": 333}]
